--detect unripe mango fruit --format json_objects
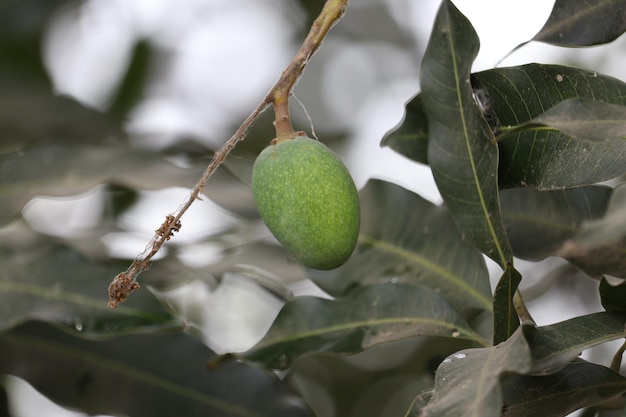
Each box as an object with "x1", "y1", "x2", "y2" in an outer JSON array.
[{"x1": 252, "y1": 135, "x2": 360, "y2": 270}]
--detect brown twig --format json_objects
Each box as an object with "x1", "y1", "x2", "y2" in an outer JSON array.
[{"x1": 108, "y1": 0, "x2": 350, "y2": 308}]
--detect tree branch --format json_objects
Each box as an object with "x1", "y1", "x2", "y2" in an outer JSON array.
[{"x1": 108, "y1": 0, "x2": 350, "y2": 308}]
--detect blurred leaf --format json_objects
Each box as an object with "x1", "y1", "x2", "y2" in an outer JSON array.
[
  {"x1": 420, "y1": 0, "x2": 512, "y2": 268},
  {"x1": 415, "y1": 325, "x2": 531, "y2": 417},
  {"x1": 288, "y1": 337, "x2": 458, "y2": 417},
  {"x1": 493, "y1": 266, "x2": 521, "y2": 344},
  {"x1": 502, "y1": 360, "x2": 626, "y2": 417},
  {"x1": 531, "y1": 0, "x2": 626, "y2": 47},
  {"x1": 0, "y1": 142, "x2": 207, "y2": 226},
  {"x1": 556, "y1": 183, "x2": 626, "y2": 278},
  {"x1": 0, "y1": 83, "x2": 122, "y2": 152},
  {"x1": 108, "y1": 40, "x2": 153, "y2": 120},
  {"x1": 240, "y1": 283, "x2": 489, "y2": 369},
  {"x1": 500, "y1": 186, "x2": 612, "y2": 261},
  {"x1": 0, "y1": 321, "x2": 311, "y2": 417},
  {"x1": 523, "y1": 312, "x2": 626, "y2": 375},
  {"x1": 473, "y1": 64, "x2": 626, "y2": 189},
  {"x1": 0, "y1": 244, "x2": 176, "y2": 333},
  {"x1": 562, "y1": 182, "x2": 626, "y2": 248},
  {"x1": 0, "y1": 382, "x2": 9, "y2": 417},
  {"x1": 308, "y1": 180, "x2": 492, "y2": 311},
  {"x1": 600, "y1": 278, "x2": 626, "y2": 312},
  {"x1": 501, "y1": 98, "x2": 626, "y2": 142},
  {"x1": 381, "y1": 94, "x2": 429, "y2": 164},
  {"x1": 0, "y1": 0, "x2": 69, "y2": 82}
]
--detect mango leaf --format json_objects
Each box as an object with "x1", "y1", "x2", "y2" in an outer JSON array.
[
  {"x1": 308, "y1": 180, "x2": 492, "y2": 311},
  {"x1": 500, "y1": 186, "x2": 612, "y2": 261},
  {"x1": 501, "y1": 360, "x2": 626, "y2": 417},
  {"x1": 414, "y1": 324, "x2": 532, "y2": 417},
  {"x1": 239, "y1": 283, "x2": 489, "y2": 369},
  {"x1": 523, "y1": 312, "x2": 626, "y2": 374},
  {"x1": 493, "y1": 266, "x2": 522, "y2": 344},
  {"x1": 600, "y1": 278, "x2": 626, "y2": 312},
  {"x1": 556, "y1": 183, "x2": 626, "y2": 278},
  {"x1": 572, "y1": 183, "x2": 626, "y2": 249},
  {"x1": 531, "y1": 0, "x2": 626, "y2": 47},
  {"x1": 289, "y1": 336, "x2": 474, "y2": 417},
  {"x1": 0, "y1": 321, "x2": 311, "y2": 417},
  {"x1": 472, "y1": 64, "x2": 626, "y2": 189},
  {"x1": 0, "y1": 244, "x2": 176, "y2": 333},
  {"x1": 381, "y1": 94, "x2": 429, "y2": 164},
  {"x1": 0, "y1": 142, "x2": 209, "y2": 226},
  {"x1": 420, "y1": 0, "x2": 512, "y2": 268},
  {"x1": 498, "y1": 98, "x2": 626, "y2": 143}
]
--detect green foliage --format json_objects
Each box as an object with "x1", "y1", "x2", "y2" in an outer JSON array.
[{"x1": 1, "y1": 0, "x2": 625, "y2": 416}]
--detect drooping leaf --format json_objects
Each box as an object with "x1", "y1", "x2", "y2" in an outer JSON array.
[
  {"x1": 523, "y1": 312, "x2": 626, "y2": 374},
  {"x1": 381, "y1": 94, "x2": 429, "y2": 164},
  {"x1": 493, "y1": 266, "x2": 522, "y2": 344},
  {"x1": 499, "y1": 98, "x2": 626, "y2": 143},
  {"x1": 0, "y1": 244, "x2": 176, "y2": 333},
  {"x1": 500, "y1": 186, "x2": 612, "y2": 261},
  {"x1": 288, "y1": 336, "x2": 464, "y2": 417},
  {"x1": 600, "y1": 278, "x2": 626, "y2": 312},
  {"x1": 414, "y1": 324, "x2": 532, "y2": 417},
  {"x1": 0, "y1": 142, "x2": 208, "y2": 226},
  {"x1": 308, "y1": 179, "x2": 492, "y2": 311},
  {"x1": 239, "y1": 283, "x2": 489, "y2": 369},
  {"x1": 573, "y1": 183, "x2": 626, "y2": 249},
  {"x1": 420, "y1": 0, "x2": 512, "y2": 268},
  {"x1": 501, "y1": 360, "x2": 626, "y2": 417},
  {"x1": 555, "y1": 183, "x2": 626, "y2": 278},
  {"x1": 531, "y1": 0, "x2": 626, "y2": 47},
  {"x1": 0, "y1": 321, "x2": 311, "y2": 417},
  {"x1": 472, "y1": 64, "x2": 626, "y2": 189}
]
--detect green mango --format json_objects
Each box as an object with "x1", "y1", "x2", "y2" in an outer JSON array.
[{"x1": 252, "y1": 135, "x2": 360, "y2": 270}]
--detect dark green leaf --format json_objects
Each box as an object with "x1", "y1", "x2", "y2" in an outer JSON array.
[
  {"x1": 521, "y1": 99, "x2": 626, "y2": 142},
  {"x1": 473, "y1": 64, "x2": 626, "y2": 189},
  {"x1": 108, "y1": 40, "x2": 153, "y2": 120},
  {"x1": 381, "y1": 94, "x2": 429, "y2": 164},
  {"x1": 240, "y1": 283, "x2": 489, "y2": 369},
  {"x1": 308, "y1": 180, "x2": 492, "y2": 311},
  {"x1": 420, "y1": 0, "x2": 512, "y2": 267},
  {"x1": 0, "y1": 321, "x2": 311, "y2": 417},
  {"x1": 0, "y1": 244, "x2": 175, "y2": 333},
  {"x1": 288, "y1": 337, "x2": 460, "y2": 417},
  {"x1": 532, "y1": 0, "x2": 626, "y2": 47},
  {"x1": 500, "y1": 186, "x2": 612, "y2": 261},
  {"x1": 524, "y1": 312, "x2": 626, "y2": 374},
  {"x1": 600, "y1": 278, "x2": 626, "y2": 312},
  {"x1": 502, "y1": 360, "x2": 626, "y2": 417},
  {"x1": 415, "y1": 325, "x2": 531, "y2": 417},
  {"x1": 493, "y1": 266, "x2": 521, "y2": 344}
]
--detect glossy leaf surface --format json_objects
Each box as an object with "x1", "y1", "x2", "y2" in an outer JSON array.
[
  {"x1": 502, "y1": 360, "x2": 626, "y2": 417},
  {"x1": 415, "y1": 325, "x2": 531, "y2": 417},
  {"x1": 420, "y1": 0, "x2": 512, "y2": 267},
  {"x1": 532, "y1": 0, "x2": 626, "y2": 47},
  {"x1": 473, "y1": 64, "x2": 626, "y2": 189},
  {"x1": 492, "y1": 266, "x2": 521, "y2": 344},
  {"x1": 523, "y1": 312, "x2": 626, "y2": 374},
  {"x1": 241, "y1": 283, "x2": 488, "y2": 369}
]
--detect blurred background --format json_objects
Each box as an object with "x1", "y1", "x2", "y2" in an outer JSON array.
[{"x1": 2, "y1": 0, "x2": 626, "y2": 415}]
